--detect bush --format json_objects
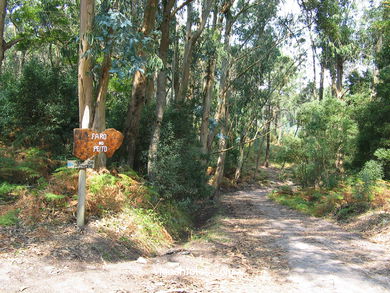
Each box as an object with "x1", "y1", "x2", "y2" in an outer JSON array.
[
  {"x1": 0, "y1": 60, "x2": 78, "y2": 155},
  {"x1": 151, "y1": 104, "x2": 211, "y2": 202},
  {"x1": 289, "y1": 98, "x2": 357, "y2": 187},
  {"x1": 354, "y1": 160, "x2": 384, "y2": 202}
]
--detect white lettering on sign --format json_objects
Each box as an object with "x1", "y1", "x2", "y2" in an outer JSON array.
[
  {"x1": 91, "y1": 133, "x2": 107, "y2": 140},
  {"x1": 93, "y1": 146, "x2": 108, "y2": 152},
  {"x1": 98, "y1": 141, "x2": 104, "y2": 146}
]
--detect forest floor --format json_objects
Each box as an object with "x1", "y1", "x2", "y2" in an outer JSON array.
[{"x1": 1, "y1": 167, "x2": 390, "y2": 293}]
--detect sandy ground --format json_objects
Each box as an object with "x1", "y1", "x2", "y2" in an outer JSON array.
[{"x1": 1, "y1": 170, "x2": 390, "y2": 293}]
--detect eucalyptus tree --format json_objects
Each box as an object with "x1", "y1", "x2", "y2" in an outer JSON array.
[
  {"x1": 306, "y1": 0, "x2": 357, "y2": 98},
  {"x1": 123, "y1": 0, "x2": 158, "y2": 168},
  {"x1": 78, "y1": 0, "x2": 144, "y2": 169},
  {"x1": 208, "y1": 0, "x2": 282, "y2": 189},
  {"x1": 147, "y1": 0, "x2": 177, "y2": 178},
  {"x1": 175, "y1": 0, "x2": 213, "y2": 103}
]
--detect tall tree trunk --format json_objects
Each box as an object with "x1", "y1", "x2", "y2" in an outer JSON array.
[
  {"x1": 176, "y1": 3, "x2": 194, "y2": 103},
  {"x1": 319, "y1": 62, "x2": 325, "y2": 101},
  {"x1": 310, "y1": 31, "x2": 317, "y2": 95},
  {"x1": 336, "y1": 55, "x2": 343, "y2": 98},
  {"x1": 176, "y1": 0, "x2": 212, "y2": 103},
  {"x1": 200, "y1": 6, "x2": 218, "y2": 155},
  {"x1": 234, "y1": 141, "x2": 245, "y2": 182},
  {"x1": 212, "y1": 9, "x2": 233, "y2": 191},
  {"x1": 0, "y1": 0, "x2": 7, "y2": 73},
  {"x1": 330, "y1": 67, "x2": 337, "y2": 98},
  {"x1": 78, "y1": 0, "x2": 95, "y2": 129},
  {"x1": 172, "y1": 19, "x2": 180, "y2": 100},
  {"x1": 263, "y1": 104, "x2": 271, "y2": 167},
  {"x1": 254, "y1": 134, "x2": 264, "y2": 180},
  {"x1": 200, "y1": 57, "x2": 216, "y2": 154},
  {"x1": 92, "y1": 52, "x2": 111, "y2": 169},
  {"x1": 147, "y1": 0, "x2": 175, "y2": 178},
  {"x1": 123, "y1": 0, "x2": 158, "y2": 168},
  {"x1": 373, "y1": 34, "x2": 382, "y2": 85}
]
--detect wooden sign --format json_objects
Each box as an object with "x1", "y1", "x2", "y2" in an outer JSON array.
[
  {"x1": 73, "y1": 128, "x2": 124, "y2": 161},
  {"x1": 67, "y1": 160, "x2": 95, "y2": 169}
]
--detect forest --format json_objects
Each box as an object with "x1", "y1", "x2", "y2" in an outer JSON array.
[{"x1": 0, "y1": 0, "x2": 389, "y2": 263}]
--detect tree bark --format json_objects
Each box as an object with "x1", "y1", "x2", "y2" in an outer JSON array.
[
  {"x1": 147, "y1": 0, "x2": 176, "y2": 178},
  {"x1": 263, "y1": 104, "x2": 271, "y2": 167},
  {"x1": 0, "y1": 0, "x2": 7, "y2": 73},
  {"x1": 92, "y1": 52, "x2": 111, "y2": 169},
  {"x1": 234, "y1": 141, "x2": 245, "y2": 182},
  {"x1": 176, "y1": 0, "x2": 212, "y2": 103},
  {"x1": 212, "y1": 8, "x2": 233, "y2": 191},
  {"x1": 254, "y1": 133, "x2": 264, "y2": 180},
  {"x1": 336, "y1": 55, "x2": 343, "y2": 99},
  {"x1": 123, "y1": 0, "x2": 158, "y2": 168},
  {"x1": 200, "y1": 57, "x2": 216, "y2": 154},
  {"x1": 200, "y1": 6, "x2": 218, "y2": 155},
  {"x1": 172, "y1": 19, "x2": 180, "y2": 100},
  {"x1": 78, "y1": 0, "x2": 95, "y2": 129},
  {"x1": 319, "y1": 62, "x2": 325, "y2": 101}
]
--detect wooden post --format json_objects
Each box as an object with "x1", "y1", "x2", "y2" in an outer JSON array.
[{"x1": 77, "y1": 168, "x2": 87, "y2": 227}]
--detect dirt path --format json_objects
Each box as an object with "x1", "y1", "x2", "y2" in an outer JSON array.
[{"x1": 1, "y1": 169, "x2": 390, "y2": 292}]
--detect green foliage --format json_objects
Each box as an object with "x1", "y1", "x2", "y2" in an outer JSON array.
[
  {"x1": 0, "y1": 209, "x2": 19, "y2": 226},
  {"x1": 44, "y1": 193, "x2": 66, "y2": 202},
  {"x1": 354, "y1": 160, "x2": 384, "y2": 202},
  {"x1": 0, "y1": 60, "x2": 78, "y2": 155},
  {"x1": 291, "y1": 98, "x2": 357, "y2": 187},
  {"x1": 0, "y1": 148, "x2": 52, "y2": 184},
  {"x1": 151, "y1": 104, "x2": 211, "y2": 201},
  {"x1": 89, "y1": 174, "x2": 119, "y2": 195},
  {"x1": 335, "y1": 202, "x2": 370, "y2": 221},
  {"x1": 375, "y1": 148, "x2": 390, "y2": 162},
  {"x1": 354, "y1": 4, "x2": 390, "y2": 178}
]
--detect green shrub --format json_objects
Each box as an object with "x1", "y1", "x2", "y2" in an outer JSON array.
[
  {"x1": 151, "y1": 105, "x2": 211, "y2": 202},
  {"x1": 0, "y1": 209, "x2": 19, "y2": 226},
  {"x1": 0, "y1": 60, "x2": 78, "y2": 155},
  {"x1": 335, "y1": 202, "x2": 370, "y2": 221},
  {"x1": 354, "y1": 160, "x2": 383, "y2": 202},
  {"x1": 286, "y1": 98, "x2": 358, "y2": 187},
  {"x1": 89, "y1": 174, "x2": 119, "y2": 195}
]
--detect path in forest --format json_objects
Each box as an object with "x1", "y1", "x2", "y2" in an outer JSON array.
[{"x1": 1, "y1": 168, "x2": 390, "y2": 292}]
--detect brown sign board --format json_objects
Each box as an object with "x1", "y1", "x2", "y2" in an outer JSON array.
[{"x1": 73, "y1": 128, "x2": 124, "y2": 161}]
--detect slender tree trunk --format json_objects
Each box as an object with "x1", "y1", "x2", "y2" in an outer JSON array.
[
  {"x1": 176, "y1": 0, "x2": 212, "y2": 103},
  {"x1": 336, "y1": 55, "x2": 343, "y2": 98},
  {"x1": 200, "y1": 6, "x2": 218, "y2": 155},
  {"x1": 234, "y1": 142, "x2": 245, "y2": 182},
  {"x1": 92, "y1": 52, "x2": 111, "y2": 169},
  {"x1": 330, "y1": 67, "x2": 337, "y2": 98},
  {"x1": 263, "y1": 104, "x2": 271, "y2": 167},
  {"x1": 78, "y1": 0, "x2": 95, "y2": 128},
  {"x1": 172, "y1": 20, "x2": 180, "y2": 100},
  {"x1": 319, "y1": 62, "x2": 325, "y2": 101},
  {"x1": 176, "y1": 3, "x2": 194, "y2": 103},
  {"x1": 123, "y1": 0, "x2": 158, "y2": 168},
  {"x1": 212, "y1": 10, "x2": 233, "y2": 191},
  {"x1": 373, "y1": 34, "x2": 382, "y2": 85},
  {"x1": 145, "y1": 74, "x2": 155, "y2": 104},
  {"x1": 0, "y1": 0, "x2": 7, "y2": 73},
  {"x1": 147, "y1": 0, "x2": 175, "y2": 178},
  {"x1": 254, "y1": 134, "x2": 264, "y2": 180},
  {"x1": 200, "y1": 57, "x2": 216, "y2": 154}
]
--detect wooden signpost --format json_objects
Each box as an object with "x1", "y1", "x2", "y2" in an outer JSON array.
[{"x1": 72, "y1": 128, "x2": 123, "y2": 227}]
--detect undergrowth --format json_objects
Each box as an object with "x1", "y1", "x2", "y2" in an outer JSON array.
[
  {"x1": 0, "y1": 146, "x2": 195, "y2": 254},
  {"x1": 269, "y1": 180, "x2": 390, "y2": 221}
]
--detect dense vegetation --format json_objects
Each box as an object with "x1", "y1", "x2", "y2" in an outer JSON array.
[{"x1": 0, "y1": 0, "x2": 389, "y2": 241}]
